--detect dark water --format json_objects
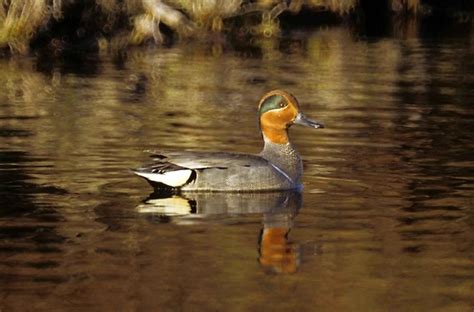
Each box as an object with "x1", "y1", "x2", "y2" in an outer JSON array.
[{"x1": 1, "y1": 25, "x2": 473, "y2": 311}]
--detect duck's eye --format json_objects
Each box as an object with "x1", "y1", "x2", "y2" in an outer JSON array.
[{"x1": 279, "y1": 101, "x2": 285, "y2": 108}]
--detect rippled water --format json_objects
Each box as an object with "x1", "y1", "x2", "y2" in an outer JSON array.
[{"x1": 1, "y1": 25, "x2": 473, "y2": 311}]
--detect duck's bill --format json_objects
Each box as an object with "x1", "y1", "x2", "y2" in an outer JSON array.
[{"x1": 294, "y1": 113, "x2": 324, "y2": 129}]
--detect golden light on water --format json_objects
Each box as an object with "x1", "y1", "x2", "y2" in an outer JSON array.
[{"x1": 0, "y1": 3, "x2": 472, "y2": 311}]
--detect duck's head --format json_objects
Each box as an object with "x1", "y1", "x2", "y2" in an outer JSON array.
[{"x1": 258, "y1": 90, "x2": 324, "y2": 144}]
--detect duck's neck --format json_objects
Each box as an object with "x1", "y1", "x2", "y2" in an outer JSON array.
[
  {"x1": 260, "y1": 135, "x2": 303, "y2": 184},
  {"x1": 260, "y1": 125, "x2": 289, "y2": 144}
]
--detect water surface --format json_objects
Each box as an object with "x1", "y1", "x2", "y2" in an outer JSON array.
[{"x1": 0, "y1": 25, "x2": 473, "y2": 311}]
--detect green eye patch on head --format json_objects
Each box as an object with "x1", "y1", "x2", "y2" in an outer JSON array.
[{"x1": 259, "y1": 95, "x2": 287, "y2": 115}]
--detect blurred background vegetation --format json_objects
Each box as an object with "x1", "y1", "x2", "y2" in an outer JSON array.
[{"x1": 0, "y1": 0, "x2": 472, "y2": 55}]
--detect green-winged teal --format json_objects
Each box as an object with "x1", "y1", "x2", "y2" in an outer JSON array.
[{"x1": 134, "y1": 90, "x2": 324, "y2": 192}]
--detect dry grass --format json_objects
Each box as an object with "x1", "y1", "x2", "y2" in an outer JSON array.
[
  {"x1": 391, "y1": 0, "x2": 420, "y2": 14},
  {"x1": 307, "y1": 0, "x2": 357, "y2": 14},
  {"x1": 0, "y1": 0, "x2": 425, "y2": 54},
  {"x1": 0, "y1": 0, "x2": 49, "y2": 53}
]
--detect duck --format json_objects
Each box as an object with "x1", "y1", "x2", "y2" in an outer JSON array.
[{"x1": 133, "y1": 90, "x2": 324, "y2": 192}]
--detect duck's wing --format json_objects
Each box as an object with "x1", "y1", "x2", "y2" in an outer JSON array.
[
  {"x1": 134, "y1": 151, "x2": 271, "y2": 189},
  {"x1": 148, "y1": 151, "x2": 268, "y2": 169}
]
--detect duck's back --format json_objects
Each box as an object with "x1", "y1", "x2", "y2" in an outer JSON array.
[{"x1": 133, "y1": 151, "x2": 297, "y2": 192}]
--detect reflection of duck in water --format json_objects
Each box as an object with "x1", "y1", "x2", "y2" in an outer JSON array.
[
  {"x1": 133, "y1": 90, "x2": 324, "y2": 192},
  {"x1": 259, "y1": 210, "x2": 299, "y2": 274},
  {"x1": 137, "y1": 191, "x2": 303, "y2": 273},
  {"x1": 137, "y1": 190, "x2": 301, "y2": 218}
]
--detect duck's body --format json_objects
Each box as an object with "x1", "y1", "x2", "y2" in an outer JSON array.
[
  {"x1": 133, "y1": 90, "x2": 323, "y2": 192},
  {"x1": 135, "y1": 142, "x2": 302, "y2": 192}
]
